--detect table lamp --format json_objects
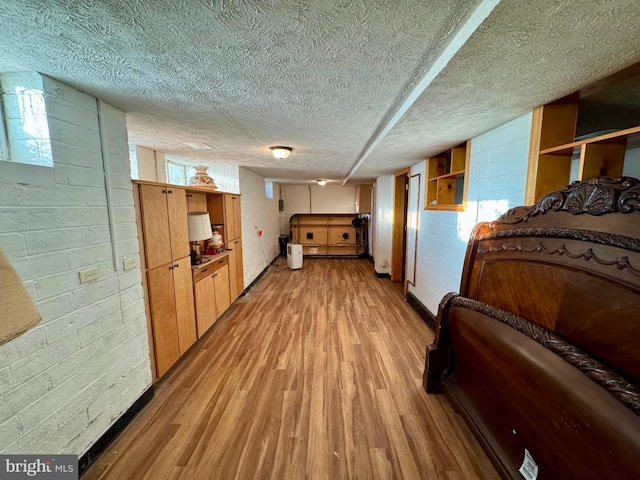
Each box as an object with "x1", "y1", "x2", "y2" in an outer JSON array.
[{"x1": 187, "y1": 212, "x2": 212, "y2": 265}]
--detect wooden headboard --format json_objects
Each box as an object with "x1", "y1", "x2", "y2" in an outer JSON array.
[{"x1": 423, "y1": 177, "x2": 640, "y2": 479}]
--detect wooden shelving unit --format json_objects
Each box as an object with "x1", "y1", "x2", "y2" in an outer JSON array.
[
  {"x1": 526, "y1": 90, "x2": 640, "y2": 204},
  {"x1": 289, "y1": 214, "x2": 367, "y2": 257},
  {"x1": 425, "y1": 141, "x2": 470, "y2": 211}
]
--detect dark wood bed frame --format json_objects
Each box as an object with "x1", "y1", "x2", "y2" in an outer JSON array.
[{"x1": 423, "y1": 177, "x2": 640, "y2": 479}]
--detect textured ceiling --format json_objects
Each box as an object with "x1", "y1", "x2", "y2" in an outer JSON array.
[{"x1": 1, "y1": 0, "x2": 639, "y2": 185}]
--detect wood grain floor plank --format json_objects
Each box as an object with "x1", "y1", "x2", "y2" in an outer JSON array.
[{"x1": 83, "y1": 259, "x2": 499, "y2": 480}]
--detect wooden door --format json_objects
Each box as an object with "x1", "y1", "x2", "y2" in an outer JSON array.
[
  {"x1": 139, "y1": 185, "x2": 172, "y2": 270},
  {"x1": 147, "y1": 264, "x2": 179, "y2": 377},
  {"x1": 230, "y1": 238, "x2": 244, "y2": 296},
  {"x1": 214, "y1": 264, "x2": 231, "y2": 317},
  {"x1": 231, "y1": 195, "x2": 242, "y2": 239},
  {"x1": 224, "y1": 194, "x2": 236, "y2": 241},
  {"x1": 194, "y1": 274, "x2": 217, "y2": 337},
  {"x1": 187, "y1": 192, "x2": 207, "y2": 212},
  {"x1": 226, "y1": 247, "x2": 238, "y2": 302},
  {"x1": 224, "y1": 194, "x2": 242, "y2": 240},
  {"x1": 172, "y1": 255, "x2": 197, "y2": 354},
  {"x1": 166, "y1": 188, "x2": 190, "y2": 261}
]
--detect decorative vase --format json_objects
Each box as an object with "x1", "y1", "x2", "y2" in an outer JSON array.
[{"x1": 189, "y1": 165, "x2": 217, "y2": 188}]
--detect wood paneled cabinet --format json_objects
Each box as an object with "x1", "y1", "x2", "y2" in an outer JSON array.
[
  {"x1": 146, "y1": 255, "x2": 196, "y2": 377},
  {"x1": 226, "y1": 238, "x2": 244, "y2": 302},
  {"x1": 192, "y1": 255, "x2": 231, "y2": 337},
  {"x1": 424, "y1": 141, "x2": 470, "y2": 211},
  {"x1": 224, "y1": 194, "x2": 242, "y2": 241},
  {"x1": 526, "y1": 66, "x2": 640, "y2": 204},
  {"x1": 289, "y1": 214, "x2": 367, "y2": 256},
  {"x1": 138, "y1": 184, "x2": 190, "y2": 269},
  {"x1": 134, "y1": 180, "x2": 244, "y2": 380}
]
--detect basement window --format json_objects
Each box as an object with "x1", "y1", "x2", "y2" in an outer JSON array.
[
  {"x1": 0, "y1": 73, "x2": 53, "y2": 168},
  {"x1": 165, "y1": 160, "x2": 187, "y2": 185}
]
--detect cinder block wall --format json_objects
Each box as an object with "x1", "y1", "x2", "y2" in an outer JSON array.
[
  {"x1": 0, "y1": 74, "x2": 151, "y2": 455},
  {"x1": 239, "y1": 167, "x2": 280, "y2": 287},
  {"x1": 407, "y1": 112, "x2": 533, "y2": 314}
]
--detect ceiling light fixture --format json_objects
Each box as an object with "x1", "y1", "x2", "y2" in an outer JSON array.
[
  {"x1": 316, "y1": 179, "x2": 327, "y2": 186},
  {"x1": 270, "y1": 146, "x2": 292, "y2": 159}
]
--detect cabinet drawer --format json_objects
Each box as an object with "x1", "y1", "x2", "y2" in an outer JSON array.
[{"x1": 192, "y1": 255, "x2": 229, "y2": 283}]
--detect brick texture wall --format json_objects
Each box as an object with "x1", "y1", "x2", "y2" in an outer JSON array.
[
  {"x1": 0, "y1": 75, "x2": 151, "y2": 455},
  {"x1": 407, "y1": 113, "x2": 533, "y2": 314},
  {"x1": 239, "y1": 168, "x2": 280, "y2": 287}
]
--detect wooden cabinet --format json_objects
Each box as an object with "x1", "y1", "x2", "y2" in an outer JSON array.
[
  {"x1": 192, "y1": 254, "x2": 231, "y2": 337},
  {"x1": 208, "y1": 193, "x2": 244, "y2": 297},
  {"x1": 289, "y1": 214, "x2": 366, "y2": 256},
  {"x1": 355, "y1": 184, "x2": 372, "y2": 213},
  {"x1": 134, "y1": 180, "x2": 244, "y2": 380},
  {"x1": 224, "y1": 194, "x2": 242, "y2": 241},
  {"x1": 226, "y1": 238, "x2": 244, "y2": 302},
  {"x1": 139, "y1": 184, "x2": 190, "y2": 270},
  {"x1": 146, "y1": 256, "x2": 196, "y2": 377},
  {"x1": 526, "y1": 67, "x2": 640, "y2": 204},
  {"x1": 424, "y1": 141, "x2": 470, "y2": 211},
  {"x1": 187, "y1": 192, "x2": 207, "y2": 212}
]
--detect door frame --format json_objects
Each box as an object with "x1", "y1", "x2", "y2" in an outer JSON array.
[{"x1": 391, "y1": 168, "x2": 409, "y2": 283}]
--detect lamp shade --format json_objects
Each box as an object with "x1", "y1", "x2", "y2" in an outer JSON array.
[{"x1": 187, "y1": 212, "x2": 212, "y2": 241}]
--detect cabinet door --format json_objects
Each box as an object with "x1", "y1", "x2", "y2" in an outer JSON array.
[
  {"x1": 214, "y1": 264, "x2": 231, "y2": 317},
  {"x1": 147, "y1": 263, "x2": 179, "y2": 377},
  {"x1": 224, "y1": 194, "x2": 242, "y2": 240},
  {"x1": 172, "y1": 255, "x2": 197, "y2": 354},
  {"x1": 187, "y1": 192, "x2": 207, "y2": 212},
  {"x1": 229, "y1": 238, "x2": 244, "y2": 297},
  {"x1": 226, "y1": 247, "x2": 238, "y2": 302},
  {"x1": 166, "y1": 188, "x2": 190, "y2": 261},
  {"x1": 194, "y1": 274, "x2": 217, "y2": 337},
  {"x1": 139, "y1": 185, "x2": 172, "y2": 270}
]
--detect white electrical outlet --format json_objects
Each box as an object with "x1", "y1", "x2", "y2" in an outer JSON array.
[
  {"x1": 79, "y1": 268, "x2": 98, "y2": 284},
  {"x1": 123, "y1": 257, "x2": 138, "y2": 270}
]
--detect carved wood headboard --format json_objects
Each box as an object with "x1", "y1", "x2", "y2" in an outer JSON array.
[{"x1": 424, "y1": 177, "x2": 640, "y2": 479}]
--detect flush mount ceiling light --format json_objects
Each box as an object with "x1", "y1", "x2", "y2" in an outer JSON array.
[
  {"x1": 316, "y1": 179, "x2": 327, "y2": 186},
  {"x1": 270, "y1": 146, "x2": 292, "y2": 159}
]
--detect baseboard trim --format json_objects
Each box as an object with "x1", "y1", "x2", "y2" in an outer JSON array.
[
  {"x1": 79, "y1": 386, "x2": 154, "y2": 476},
  {"x1": 375, "y1": 270, "x2": 391, "y2": 278},
  {"x1": 406, "y1": 291, "x2": 436, "y2": 330}
]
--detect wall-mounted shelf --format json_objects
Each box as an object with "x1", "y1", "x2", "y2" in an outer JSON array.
[
  {"x1": 425, "y1": 141, "x2": 470, "y2": 211},
  {"x1": 525, "y1": 69, "x2": 640, "y2": 204}
]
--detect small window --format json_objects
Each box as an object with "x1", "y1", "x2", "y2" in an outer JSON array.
[
  {"x1": 165, "y1": 160, "x2": 187, "y2": 185},
  {"x1": 265, "y1": 180, "x2": 274, "y2": 199},
  {"x1": 0, "y1": 73, "x2": 53, "y2": 168}
]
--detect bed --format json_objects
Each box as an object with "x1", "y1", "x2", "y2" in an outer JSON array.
[{"x1": 423, "y1": 177, "x2": 640, "y2": 479}]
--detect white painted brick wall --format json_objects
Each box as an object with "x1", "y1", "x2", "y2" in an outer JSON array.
[
  {"x1": 238, "y1": 167, "x2": 280, "y2": 288},
  {"x1": 0, "y1": 75, "x2": 151, "y2": 455},
  {"x1": 407, "y1": 113, "x2": 533, "y2": 314}
]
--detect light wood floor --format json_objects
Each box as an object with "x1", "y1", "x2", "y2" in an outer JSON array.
[{"x1": 83, "y1": 258, "x2": 499, "y2": 480}]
